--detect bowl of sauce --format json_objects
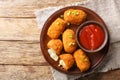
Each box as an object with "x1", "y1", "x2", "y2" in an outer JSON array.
[{"x1": 76, "y1": 21, "x2": 108, "y2": 53}]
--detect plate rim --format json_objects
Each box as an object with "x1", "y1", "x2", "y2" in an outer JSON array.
[{"x1": 40, "y1": 6, "x2": 110, "y2": 75}]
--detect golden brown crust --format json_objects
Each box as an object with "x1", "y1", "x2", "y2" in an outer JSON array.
[
  {"x1": 59, "y1": 54, "x2": 74, "y2": 70},
  {"x1": 64, "y1": 9, "x2": 87, "y2": 25},
  {"x1": 47, "y1": 39, "x2": 63, "y2": 55},
  {"x1": 62, "y1": 29, "x2": 77, "y2": 53},
  {"x1": 47, "y1": 18, "x2": 66, "y2": 39},
  {"x1": 73, "y1": 49, "x2": 90, "y2": 72}
]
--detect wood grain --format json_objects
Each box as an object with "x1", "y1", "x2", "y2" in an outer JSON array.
[
  {"x1": 78, "y1": 69, "x2": 120, "y2": 80},
  {"x1": 0, "y1": 40, "x2": 49, "y2": 66},
  {"x1": 0, "y1": 18, "x2": 40, "y2": 40},
  {"x1": 0, "y1": 0, "x2": 83, "y2": 18},
  {"x1": 0, "y1": 65, "x2": 53, "y2": 80},
  {"x1": 0, "y1": 0, "x2": 119, "y2": 80}
]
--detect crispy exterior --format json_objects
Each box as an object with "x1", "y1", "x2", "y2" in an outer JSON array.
[
  {"x1": 62, "y1": 29, "x2": 77, "y2": 53},
  {"x1": 47, "y1": 18, "x2": 66, "y2": 39},
  {"x1": 73, "y1": 49, "x2": 90, "y2": 72},
  {"x1": 60, "y1": 54, "x2": 74, "y2": 70},
  {"x1": 47, "y1": 39, "x2": 63, "y2": 55},
  {"x1": 64, "y1": 9, "x2": 87, "y2": 25}
]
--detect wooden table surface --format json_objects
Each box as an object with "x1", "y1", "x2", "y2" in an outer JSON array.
[{"x1": 0, "y1": 0, "x2": 120, "y2": 80}]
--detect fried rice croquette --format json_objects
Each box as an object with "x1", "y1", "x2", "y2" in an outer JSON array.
[
  {"x1": 47, "y1": 39, "x2": 63, "y2": 55},
  {"x1": 59, "y1": 54, "x2": 74, "y2": 70},
  {"x1": 64, "y1": 9, "x2": 87, "y2": 25},
  {"x1": 47, "y1": 18, "x2": 66, "y2": 39},
  {"x1": 62, "y1": 29, "x2": 77, "y2": 53},
  {"x1": 73, "y1": 49, "x2": 90, "y2": 72}
]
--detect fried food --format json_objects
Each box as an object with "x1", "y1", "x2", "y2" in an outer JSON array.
[
  {"x1": 47, "y1": 18, "x2": 66, "y2": 39},
  {"x1": 73, "y1": 49, "x2": 90, "y2": 72},
  {"x1": 47, "y1": 39, "x2": 63, "y2": 55},
  {"x1": 64, "y1": 9, "x2": 87, "y2": 25},
  {"x1": 59, "y1": 54, "x2": 74, "y2": 70},
  {"x1": 48, "y1": 48, "x2": 59, "y2": 61},
  {"x1": 62, "y1": 29, "x2": 77, "y2": 53}
]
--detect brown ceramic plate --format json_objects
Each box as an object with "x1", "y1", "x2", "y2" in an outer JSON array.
[{"x1": 40, "y1": 6, "x2": 110, "y2": 75}]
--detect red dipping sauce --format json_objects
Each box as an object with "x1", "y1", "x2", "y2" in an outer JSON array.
[{"x1": 79, "y1": 24, "x2": 105, "y2": 50}]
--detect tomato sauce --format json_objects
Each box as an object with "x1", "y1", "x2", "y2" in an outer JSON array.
[{"x1": 79, "y1": 24, "x2": 105, "y2": 50}]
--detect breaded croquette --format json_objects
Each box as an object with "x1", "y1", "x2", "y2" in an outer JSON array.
[
  {"x1": 59, "y1": 54, "x2": 74, "y2": 70},
  {"x1": 64, "y1": 9, "x2": 87, "y2": 25},
  {"x1": 62, "y1": 29, "x2": 77, "y2": 53},
  {"x1": 47, "y1": 39, "x2": 63, "y2": 55},
  {"x1": 73, "y1": 49, "x2": 90, "y2": 72},
  {"x1": 47, "y1": 18, "x2": 66, "y2": 39}
]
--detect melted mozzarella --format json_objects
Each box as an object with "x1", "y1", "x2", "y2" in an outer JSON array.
[
  {"x1": 48, "y1": 48, "x2": 58, "y2": 61},
  {"x1": 58, "y1": 60, "x2": 66, "y2": 68}
]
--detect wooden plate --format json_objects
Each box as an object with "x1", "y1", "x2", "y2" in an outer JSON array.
[{"x1": 40, "y1": 6, "x2": 110, "y2": 75}]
